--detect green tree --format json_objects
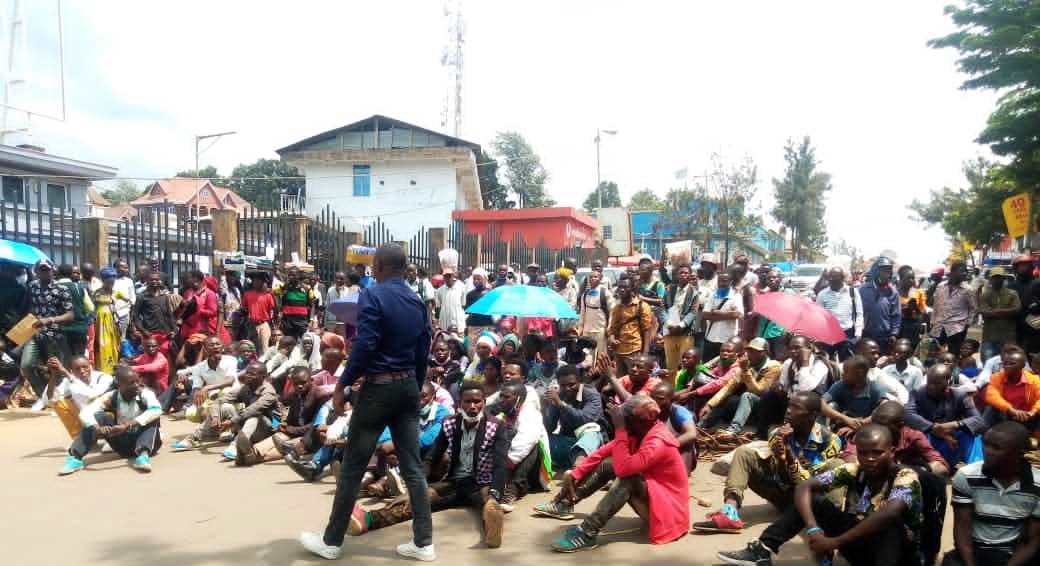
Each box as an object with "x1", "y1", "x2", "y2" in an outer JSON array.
[
  {"x1": 100, "y1": 179, "x2": 141, "y2": 204},
  {"x1": 223, "y1": 158, "x2": 303, "y2": 209},
  {"x1": 908, "y1": 157, "x2": 1017, "y2": 257},
  {"x1": 175, "y1": 165, "x2": 221, "y2": 180},
  {"x1": 582, "y1": 181, "x2": 622, "y2": 212},
  {"x1": 491, "y1": 132, "x2": 553, "y2": 208},
  {"x1": 931, "y1": 2, "x2": 1040, "y2": 187},
  {"x1": 478, "y1": 149, "x2": 511, "y2": 209},
  {"x1": 711, "y1": 154, "x2": 760, "y2": 266},
  {"x1": 628, "y1": 188, "x2": 665, "y2": 210},
  {"x1": 771, "y1": 137, "x2": 832, "y2": 261}
]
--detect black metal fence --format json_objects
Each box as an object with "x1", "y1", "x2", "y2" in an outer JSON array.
[
  {"x1": 108, "y1": 200, "x2": 213, "y2": 285},
  {"x1": 238, "y1": 207, "x2": 293, "y2": 259},
  {"x1": 0, "y1": 197, "x2": 79, "y2": 266}
]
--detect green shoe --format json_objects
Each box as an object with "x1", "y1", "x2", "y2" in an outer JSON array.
[
  {"x1": 552, "y1": 526, "x2": 598, "y2": 553},
  {"x1": 59, "y1": 455, "x2": 85, "y2": 476},
  {"x1": 533, "y1": 500, "x2": 575, "y2": 520}
]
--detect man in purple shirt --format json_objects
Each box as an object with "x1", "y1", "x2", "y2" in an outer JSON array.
[{"x1": 300, "y1": 244, "x2": 434, "y2": 562}]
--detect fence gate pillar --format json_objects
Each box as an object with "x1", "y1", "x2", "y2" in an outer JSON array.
[
  {"x1": 429, "y1": 228, "x2": 446, "y2": 272},
  {"x1": 210, "y1": 210, "x2": 238, "y2": 254},
  {"x1": 79, "y1": 217, "x2": 109, "y2": 269},
  {"x1": 289, "y1": 216, "x2": 310, "y2": 264}
]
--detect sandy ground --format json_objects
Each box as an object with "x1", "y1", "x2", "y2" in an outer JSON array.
[{"x1": 0, "y1": 409, "x2": 954, "y2": 566}]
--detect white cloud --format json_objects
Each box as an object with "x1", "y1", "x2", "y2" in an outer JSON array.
[{"x1": 11, "y1": 0, "x2": 999, "y2": 268}]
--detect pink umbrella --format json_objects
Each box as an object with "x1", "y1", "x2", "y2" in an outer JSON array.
[{"x1": 753, "y1": 291, "x2": 847, "y2": 345}]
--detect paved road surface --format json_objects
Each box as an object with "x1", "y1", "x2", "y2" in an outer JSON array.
[{"x1": 0, "y1": 409, "x2": 953, "y2": 565}]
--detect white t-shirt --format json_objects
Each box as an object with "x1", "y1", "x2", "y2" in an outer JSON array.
[
  {"x1": 52, "y1": 370, "x2": 114, "y2": 409},
  {"x1": 189, "y1": 355, "x2": 239, "y2": 389},
  {"x1": 778, "y1": 356, "x2": 830, "y2": 392},
  {"x1": 704, "y1": 289, "x2": 744, "y2": 344}
]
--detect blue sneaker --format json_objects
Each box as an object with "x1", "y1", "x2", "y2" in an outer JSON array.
[
  {"x1": 131, "y1": 453, "x2": 152, "y2": 473},
  {"x1": 58, "y1": 455, "x2": 85, "y2": 476},
  {"x1": 222, "y1": 446, "x2": 236, "y2": 461},
  {"x1": 551, "y1": 525, "x2": 598, "y2": 553}
]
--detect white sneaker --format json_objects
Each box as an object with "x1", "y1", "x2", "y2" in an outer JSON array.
[
  {"x1": 299, "y1": 531, "x2": 341, "y2": 560},
  {"x1": 396, "y1": 541, "x2": 436, "y2": 562}
]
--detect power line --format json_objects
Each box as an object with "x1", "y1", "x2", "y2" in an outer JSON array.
[{"x1": 0, "y1": 151, "x2": 541, "y2": 183}]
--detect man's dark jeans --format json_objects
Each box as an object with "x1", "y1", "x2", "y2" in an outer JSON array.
[
  {"x1": 323, "y1": 378, "x2": 432, "y2": 548},
  {"x1": 69, "y1": 412, "x2": 161, "y2": 459},
  {"x1": 758, "y1": 494, "x2": 920, "y2": 566},
  {"x1": 940, "y1": 546, "x2": 1015, "y2": 566}
]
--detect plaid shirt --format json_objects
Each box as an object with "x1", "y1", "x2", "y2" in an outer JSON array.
[{"x1": 440, "y1": 414, "x2": 501, "y2": 487}]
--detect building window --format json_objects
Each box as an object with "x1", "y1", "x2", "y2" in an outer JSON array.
[
  {"x1": 200, "y1": 188, "x2": 210, "y2": 198},
  {"x1": 353, "y1": 165, "x2": 371, "y2": 197},
  {"x1": 602, "y1": 225, "x2": 613, "y2": 239},
  {"x1": 2, "y1": 176, "x2": 24, "y2": 204},
  {"x1": 46, "y1": 183, "x2": 68, "y2": 210}
]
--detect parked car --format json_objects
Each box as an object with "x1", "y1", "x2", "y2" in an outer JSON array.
[{"x1": 784, "y1": 263, "x2": 827, "y2": 296}]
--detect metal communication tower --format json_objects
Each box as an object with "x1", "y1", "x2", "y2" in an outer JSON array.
[
  {"x1": 440, "y1": 0, "x2": 464, "y2": 137},
  {"x1": 0, "y1": 0, "x2": 67, "y2": 145}
]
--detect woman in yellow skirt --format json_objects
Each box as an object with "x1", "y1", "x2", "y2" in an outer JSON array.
[{"x1": 93, "y1": 268, "x2": 123, "y2": 375}]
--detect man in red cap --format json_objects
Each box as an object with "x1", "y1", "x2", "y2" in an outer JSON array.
[{"x1": 1009, "y1": 255, "x2": 1039, "y2": 352}]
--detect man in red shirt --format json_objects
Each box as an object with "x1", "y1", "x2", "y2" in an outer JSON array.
[
  {"x1": 603, "y1": 353, "x2": 662, "y2": 404},
  {"x1": 178, "y1": 270, "x2": 218, "y2": 341},
  {"x1": 241, "y1": 275, "x2": 276, "y2": 354},
  {"x1": 130, "y1": 336, "x2": 170, "y2": 394},
  {"x1": 984, "y1": 347, "x2": 1040, "y2": 432},
  {"x1": 539, "y1": 394, "x2": 689, "y2": 552}
]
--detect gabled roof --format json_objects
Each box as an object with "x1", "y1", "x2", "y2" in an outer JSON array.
[
  {"x1": 130, "y1": 178, "x2": 253, "y2": 212},
  {"x1": 103, "y1": 202, "x2": 136, "y2": 221},
  {"x1": 276, "y1": 114, "x2": 481, "y2": 155},
  {"x1": 86, "y1": 185, "x2": 111, "y2": 206}
]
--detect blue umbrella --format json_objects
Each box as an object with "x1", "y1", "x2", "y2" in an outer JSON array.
[
  {"x1": 465, "y1": 285, "x2": 578, "y2": 319},
  {"x1": 0, "y1": 239, "x2": 50, "y2": 267}
]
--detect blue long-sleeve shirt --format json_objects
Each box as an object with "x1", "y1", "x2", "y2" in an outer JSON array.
[
  {"x1": 339, "y1": 277, "x2": 431, "y2": 387},
  {"x1": 378, "y1": 403, "x2": 450, "y2": 449},
  {"x1": 858, "y1": 282, "x2": 901, "y2": 340}
]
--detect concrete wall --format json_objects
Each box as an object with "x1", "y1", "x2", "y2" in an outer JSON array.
[
  {"x1": 303, "y1": 159, "x2": 459, "y2": 240},
  {"x1": 596, "y1": 207, "x2": 631, "y2": 256}
]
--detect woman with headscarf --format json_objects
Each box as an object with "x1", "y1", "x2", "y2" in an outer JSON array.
[{"x1": 93, "y1": 268, "x2": 123, "y2": 374}]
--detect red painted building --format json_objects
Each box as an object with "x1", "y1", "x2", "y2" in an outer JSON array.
[{"x1": 452, "y1": 207, "x2": 600, "y2": 249}]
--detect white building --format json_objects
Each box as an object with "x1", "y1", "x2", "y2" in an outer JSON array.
[
  {"x1": 0, "y1": 144, "x2": 117, "y2": 217},
  {"x1": 595, "y1": 206, "x2": 633, "y2": 256},
  {"x1": 277, "y1": 115, "x2": 482, "y2": 239}
]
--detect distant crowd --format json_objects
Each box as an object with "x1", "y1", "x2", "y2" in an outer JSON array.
[{"x1": 0, "y1": 249, "x2": 1038, "y2": 566}]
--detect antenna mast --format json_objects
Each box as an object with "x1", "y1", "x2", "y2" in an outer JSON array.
[{"x1": 441, "y1": 0, "x2": 464, "y2": 137}]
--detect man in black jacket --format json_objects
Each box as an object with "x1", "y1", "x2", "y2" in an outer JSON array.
[
  {"x1": 264, "y1": 367, "x2": 333, "y2": 461},
  {"x1": 345, "y1": 380, "x2": 509, "y2": 548}
]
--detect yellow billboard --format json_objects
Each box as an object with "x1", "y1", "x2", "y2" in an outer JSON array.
[{"x1": 1002, "y1": 192, "x2": 1032, "y2": 239}]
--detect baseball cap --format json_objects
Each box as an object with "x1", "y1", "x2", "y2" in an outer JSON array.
[
  {"x1": 699, "y1": 252, "x2": 718, "y2": 264},
  {"x1": 747, "y1": 337, "x2": 769, "y2": 351}
]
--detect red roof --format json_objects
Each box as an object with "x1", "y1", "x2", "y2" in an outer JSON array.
[
  {"x1": 131, "y1": 178, "x2": 254, "y2": 212},
  {"x1": 452, "y1": 207, "x2": 598, "y2": 228}
]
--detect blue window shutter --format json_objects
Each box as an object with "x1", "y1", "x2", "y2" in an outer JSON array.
[{"x1": 353, "y1": 165, "x2": 371, "y2": 197}]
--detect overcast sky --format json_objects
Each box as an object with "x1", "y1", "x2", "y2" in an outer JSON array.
[{"x1": 12, "y1": 0, "x2": 999, "y2": 268}]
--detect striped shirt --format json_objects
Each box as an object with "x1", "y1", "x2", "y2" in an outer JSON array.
[
  {"x1": 813, "y1": 285, "x2": 863, "y2": 335},
  {"x1": 951, "y1": 461, "x2": 1040, "y2": 551}
]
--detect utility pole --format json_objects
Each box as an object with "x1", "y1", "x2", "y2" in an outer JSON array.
[
  {"x1": 193, "y1": 130, "x2": 236, "y2": 220},
  {"x1": 2, "y1": 0, "x2": 67, "y2": 146},
  {"x1": 595, "y1": 128, "x2": 617, "y2": 209}
]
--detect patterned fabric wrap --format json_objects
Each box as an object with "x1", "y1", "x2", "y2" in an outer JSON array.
[{"x1": 441, "y1": 415, "x2": 500, "y2": 486}]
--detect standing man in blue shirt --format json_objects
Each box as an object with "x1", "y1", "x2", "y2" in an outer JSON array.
[
  {"x1": 300, "y1": 244, "x2": 435, "y2": 562},
  {"x1": 858, "y1": 256, "x2": 901, "y2": 354}
]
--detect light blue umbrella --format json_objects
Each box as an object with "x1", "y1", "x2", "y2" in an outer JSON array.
[
  {"x1": 0, "y1": 239, "x2": 50, "y2": 267},
  {"x1": 465, "y1": 285, "x2": 578, "y2": 319}
]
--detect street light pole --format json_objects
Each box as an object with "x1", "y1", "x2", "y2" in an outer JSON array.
[
  {"x1": 595, "y1": 128, "x2": 617, "y2": 210},
  {"x1": 193, "y1": 130, "x2": 236, "y2": 220}
]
